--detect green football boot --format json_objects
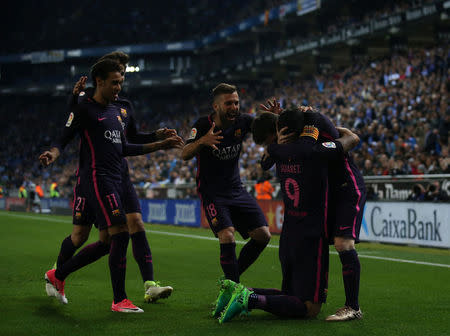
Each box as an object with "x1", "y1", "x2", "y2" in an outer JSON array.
[
  {"x1": 212, "y1": 278, "x2": 238, "y2": 317},
  {"x1": 219, "y1": 284, "x2": 253, "y2": 324}
]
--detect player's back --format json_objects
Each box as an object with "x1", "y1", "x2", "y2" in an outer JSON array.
[
  {"x1": 268, "y1": 137, "x2": 338, "y2": 237},
  {"x1": 304, "y1": 111, "x2": 365, "y2": 192}
]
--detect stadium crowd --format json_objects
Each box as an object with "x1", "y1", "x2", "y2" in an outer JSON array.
[
  {"x1": 3, "y1": 0, "x2": 433, "y2": 54},
  {"x1": 0, "y1": 44, "x2": 449, "y2": 200}
]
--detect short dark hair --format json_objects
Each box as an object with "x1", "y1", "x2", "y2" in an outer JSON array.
[
  {"x1": 90, "y1": 59, "x2": 123, "y2": 87},
  {"x1": 278, "y1": 107, "x2": 305, "y2": 137},
  {"x1": 212, "y1": 83, "x2": 237, "y2": 101},
  {"x1": 251, "y1": 112, "x2": 278, "y2": 145},
  {"x1": 98, "y1": 51, "x2": 130, "y2": 66}
]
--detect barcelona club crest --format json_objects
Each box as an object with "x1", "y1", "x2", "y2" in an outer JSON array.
[
  {"x1": 120, "y1": 108, "x2": 127, "y2": 118},
  {"x1": 234, "y1": 129, "x2": 242, "y2": 138}
]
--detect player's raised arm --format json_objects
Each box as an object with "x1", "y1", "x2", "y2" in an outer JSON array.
[
  {"x1": 335, "y1": 127, "x2": 360, "y2": 152},
  {"x1": 260, "y1": 98, "x2": 283, "y2": 115},
  {"x1": 181, "y1": 122, "x2": 223, "y2": 160}
]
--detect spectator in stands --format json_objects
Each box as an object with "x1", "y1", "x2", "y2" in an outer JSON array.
[
  {"x1": 254, "y1": 172, "x2": 274, "y2": 200},
  {"x1": 424, "y1": 182, "x2": 449, "y2": 202},
  {"x1": 407, "y1": 184, "x2": 426, "y2": 201}
]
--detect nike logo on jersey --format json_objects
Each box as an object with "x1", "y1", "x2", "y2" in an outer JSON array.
[
  {"x1": 98, "y1": 117, "x2": 107, "y2": 121},
  {"x1": 339, "y1": 226, "x2": 351, "y2": 230}
]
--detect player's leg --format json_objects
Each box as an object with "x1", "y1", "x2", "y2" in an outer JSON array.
[
  {"x1": 45, "y1": 188, "x2": 93, "y2": 303},
  {"x1": 219, "y1": 284, "x2": 316, "y2": 323},
  {"x1": 202, "y1": 197, "x2": 239, "y2": 281},
  {"x1": 217, "y1": 226, "x2": 239, "y2": 282},
  {"x1": 122, "y1": 174, "x2": 155, "y2": 283},
  {"x1": 238, "y1": 226, "x2": 270, "y2": 275},
  {"x1": 54, "y1": 227, "x2": 110, "y2": 284},
  {"x1": 327, "y1": 189, "x2": 366, "y2": 321},
  {"x1": 122, "y1": 176, "x2": 173, "y2": 303},
  {"x1": 56, "y1": 188, "x2": 92, "y2": 269},
  {"x1": 230, "y1": 193, "x2": 271, "y2": 275},
  {"x1": 126, "y1": 212, "x2": 173, "y2": 302},
  {"x1": 56, "y1": 224, "x2": 91, "y2": 269}
]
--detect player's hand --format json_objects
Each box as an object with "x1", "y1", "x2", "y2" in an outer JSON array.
[
  {"x1": 200, "y1": 122, "x2": 223, "y2": 150},
  {"x1": 160, "y1": 135, "x2": 185, "y2": 150},
  {"x1": 155, "y1": 127, "x2": 177, "y2": 140},
  {"x1": 260, "y1": 98, "x2": 283, "y2": 115},
  {"x1": 39, "y1": 148, "x2": 60, "y2": 167},
  {"x1": 72, "y1": 76, "x2": 88, "y2": 95},
  {"x1": 298, "y1": 105, "x2": 316, "y2": 113},
  {"x1": 277, "y1": 127, "x2": 297, "y2": 144}
]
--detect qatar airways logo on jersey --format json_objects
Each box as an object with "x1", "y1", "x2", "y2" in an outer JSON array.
[
  {"x1": 104, "y1": 130, "x2": 122, "y2": 144},
  {"x1": 212, "y1": 144, "x2": 241, "y2": 160}
]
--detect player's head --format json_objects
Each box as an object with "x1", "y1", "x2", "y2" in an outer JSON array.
[
  {"x1": 98, "y1": 51, "x2": 129, "y2": 75},
  {"x1": 90, "y1": 59, "x2": 124, "y2": 103},
  {"x1": 251, "y1": 112, "x2": 278, "y2": 145},
  {"x1": 212, "y1": 83, "x2": 240, "y2": 123},
  {"x1": 277, "y1": 107, "x2": 305, "y2": 139}
]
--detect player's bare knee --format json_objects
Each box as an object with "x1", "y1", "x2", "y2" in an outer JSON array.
[
  {"x1": 126, "y1": 213, "x2": 145, "y2": 235},
  {"x1": 98, "y1": 229, "x2": 111, "y2": 244},
  {"x1": 108, "y1": 224, "x2": 128, "y2": 236},
  {"x1": 218, "y1": 227, "x2": 235, "y2": 243},
  {"x1": 249, "y1": 226, "x2": 271, "y2": 244},
  {"x1": 334, "y1": 237, "x2": 355, "y2": 252},
  {"x1": 70, "y1": 227, "x2": 90, "y2": 246}
]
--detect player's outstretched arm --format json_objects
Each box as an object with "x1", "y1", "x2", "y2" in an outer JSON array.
[
  {"x1": 181, "y1": 122, "x2": 223, "y2": 160},
  {"x1": 39, "y1": 147, "x2": 61, "y2": 167},
  {"x1": 123, "y1": 135, "x2": 185, "y2": 156},
  {"x1": 335, "y1": 127, "x2": 360, "y2": 152},
  {"x1": 155, "y1": 127, "x2": 178, "y2": 140}
]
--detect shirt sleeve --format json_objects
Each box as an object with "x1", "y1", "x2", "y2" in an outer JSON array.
[
  {"x1": 266, "y1": 144, "x2": 281, "y2": 160},
  {"x1": 67, "y1": 94, "x2": 79, "y2": 109},
  {"x1": 260, "y1": 153, "x2": 276, "y2": 171},
  {"x1": 185, "y1": 118, "x2": 210, "y2": 144},
  {"x1": 52, "y1": 105, "x2": 83, "y2": 152},
  {"x1": 318, "y1": 113, "x2": 339, "y2": 140},
  {"x1": 125, "y1": 111, "x2": 158, "y2": 144},
  {"x1": 121, "y1": 131, "x2": 144, "y2": 156}
]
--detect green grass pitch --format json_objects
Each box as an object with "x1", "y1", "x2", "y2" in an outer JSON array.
[{"x1": 0, "y1": 211, "x2": 449, "y2": 336}]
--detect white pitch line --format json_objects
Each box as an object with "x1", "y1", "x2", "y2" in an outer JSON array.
[{"x1": 2, "y1": 212, "x2": 450, "y2": 269}]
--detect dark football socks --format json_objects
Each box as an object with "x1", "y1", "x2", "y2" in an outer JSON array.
[
  {"x1": 109, "y1": 232, "x2": 130, "y2": 303},
  {"x1": 219, "y1": 242, "x2": 239, "y2": 282},
  {"x1": 55, "y1": 240, "x2": 110, "y2": 281},
  {"x1": 237, "y1": 239, "x2": 268, "y2": 275},
  {"x1": 249, "y1": 293, "x2": 307, "y2": 318},
  {"x1": 249, "y1": 288, "x2": 283, "y2": 296},
  {"x1": 56, "y1": 235, "x2": 79, "y2": 269},
  {"x1": 339, "y1": 249, "x2": 360, "y2": 310},
  {"x1": 131, "y1": 231, "x2": 154, "y2": 282}
]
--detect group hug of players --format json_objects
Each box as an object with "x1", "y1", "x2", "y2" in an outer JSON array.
[{"x1": 39, "y1": 51, "x2": 366, "y2": 323}]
